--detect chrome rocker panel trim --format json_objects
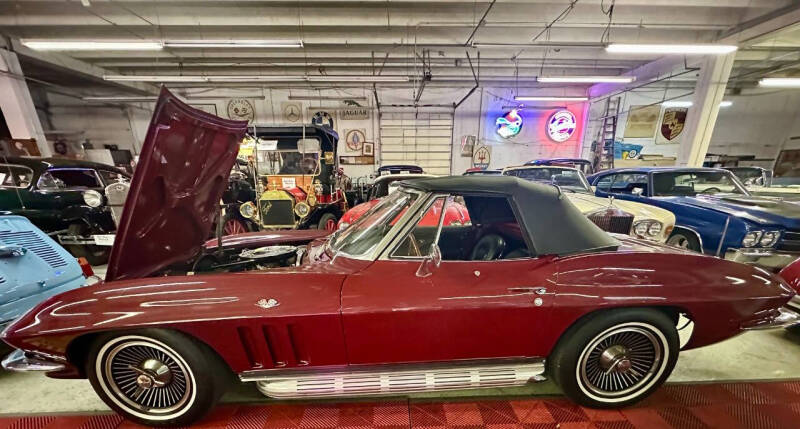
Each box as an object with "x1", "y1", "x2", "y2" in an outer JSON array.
[
  {"x1": 787, "y1": 295, "x2": 800, "y2": 313},
  {"x1": 242, "y1": 360, "x2": 546, "y2": 399},
  {"x1": 742, "y1": 308, "x2": 800, "y2": 330},
  {"x1": 1, "y1": 349, "x2": 66, "y2": 372}
]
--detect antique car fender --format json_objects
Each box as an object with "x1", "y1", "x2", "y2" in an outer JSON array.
[
  {"x1": 543, "y1": 243, "x2": 795, "y2": 353},
  {"x1": 59, "y1": 205, "x2": 111, "y2": 228},
  {"x1": 0, "y1": 269, "x2": 356, "y2": 378}
]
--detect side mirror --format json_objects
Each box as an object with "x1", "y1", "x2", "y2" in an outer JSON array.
[
  {"x1": 415, "y1": 243, "x2": 442, "y2": 278},
  {"x1": 632, "y1": 187, "x2": 644, "y2": 196}
]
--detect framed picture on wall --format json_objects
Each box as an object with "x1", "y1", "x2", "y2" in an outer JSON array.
[{"x1": 362, "y1": 142, "x2": 374, "y2": 156}]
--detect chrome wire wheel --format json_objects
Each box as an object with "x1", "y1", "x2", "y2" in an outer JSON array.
[
  {"x1": 576, "y1": 322, "x2": 668, "y2": 403},
  {"x1": 666, "y1": 234, "x2": 690, "y2": 249},
  {"x1": 96, "y1": 336, "x2": 196, "y2": 421}
]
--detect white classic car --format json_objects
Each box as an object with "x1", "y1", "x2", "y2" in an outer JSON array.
[{"x1": 502, "y1": 165, "x2": 676, "y2": 242}]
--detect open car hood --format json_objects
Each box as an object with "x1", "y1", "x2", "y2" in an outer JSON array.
[{"x1": 106, "y1": 87, "x2": 249, "y2": 281}]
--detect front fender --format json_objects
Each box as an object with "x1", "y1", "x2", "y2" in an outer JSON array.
[{"x1": 1, "y1": 271, "x2": 348, "y2": 376}]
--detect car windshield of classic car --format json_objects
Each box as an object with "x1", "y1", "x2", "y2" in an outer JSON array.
[
  {"x1": 503, "y1": 167, "x2": 591, "y2": 193},
  {"x1": 0, "y1": 164, "x2": 33, "y2": 188},
  {"x1": 331, "y1": 189, "x2": 420, "y2": 256},
  {"x1": 255, "y1": 145, "x2": 321, "y2": 176},
  {"x1": 37, "y1": 168, "x2": 103, "y2": 190},
  {"x1": 652, "y1": 170, "x2": 749, "y2": 196}
]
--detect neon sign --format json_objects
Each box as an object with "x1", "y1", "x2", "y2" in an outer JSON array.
[
  {"x1": 496, "y1": 109, "x2": 523, "y2": 139},
  {"x1": 547, "y1": 110, "x2": 577, "y2": 142}
]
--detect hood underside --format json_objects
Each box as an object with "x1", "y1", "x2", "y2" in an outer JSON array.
[{"x1": 106, "y1": 87, "x2": 249, "y2": 281}]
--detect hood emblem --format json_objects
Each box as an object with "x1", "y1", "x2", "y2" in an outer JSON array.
[{"x1": 256, "y1": 298, "x2": 280, "y2": 309}]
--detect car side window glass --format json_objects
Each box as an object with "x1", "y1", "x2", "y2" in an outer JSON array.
[
  {"x1": 595, "y1": 175, "x2": 614, "y2": 192},
  {"x1": 610, "y1": 173, "x2": 649, "y2": 195},
  {"x1": 43, "y1": 169, "x2": 101, "y2": 190},
  {"x1": 98, "y1": 170, "x2": 129, "y2": 186},
  {"x1": 392, "y1": 194, "x2": 532, "y2": 261}
]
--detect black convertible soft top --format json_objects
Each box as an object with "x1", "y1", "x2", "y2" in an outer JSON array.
[{"x1": 401, "y1": 175, "x2": 620, "y2": 256}]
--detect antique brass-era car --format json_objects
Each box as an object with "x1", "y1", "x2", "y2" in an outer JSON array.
[
  {"x1": 2, "y1": 89, "x2": 799, "y2": 427},
  {"x1": 237, "y1": 126, "x2": 348, "y2": 232}
]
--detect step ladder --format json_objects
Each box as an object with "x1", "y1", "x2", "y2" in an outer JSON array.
[{"x1": 592, "y1": 97, "x2": 621, "y2": 171}]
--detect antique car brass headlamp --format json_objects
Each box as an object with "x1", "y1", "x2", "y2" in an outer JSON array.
[
  {"x1": 294, "y1": 201, "x2": 311, "y2": 218},
  {"x1": 239, "y1": 201, "x2": 257, "y2": 219},
  {"x1": 82, "y1": 190, "x2": 104, "y2": 208}
]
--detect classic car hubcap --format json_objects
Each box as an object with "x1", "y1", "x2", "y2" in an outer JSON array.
[
  {"x1": 104, "y1": 341, "x2": 191, "y2": 414},
  {"x1": 667, "y1": 235, "x2": 689, "y2": 249},
  {"x1": 579, "y1": 326, "x2": 663, "y2": 398}
]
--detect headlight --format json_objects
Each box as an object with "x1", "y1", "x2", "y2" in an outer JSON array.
[
  {"x1": 313, "y1": 183, "x2": 324, "y2": 194},
  {"x1": 760, "y1": 231, "x2": 780, "y2": 247},
  {"x1": 632, "y1": 220, "x2": 662, "y2": 239},
  {"x1": 239, "y1": 202, "x2": 256, "y2": 219},
  {"x1": 338, "y1": 221, "x2": 349, "y2": 230},
  {"x1": 82, "y1": 190, "x2": 103, "y2": 208},
  {"x1": 742, "y1": 231, "x2": 763, "y2": 247},
  {"x1": 294, "y1": 202, "x2": 310, "y2": 218}
]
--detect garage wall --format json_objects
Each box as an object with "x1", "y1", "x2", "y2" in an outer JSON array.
[
  {"x1": 581, "y1": 87, "x2": 800, "y2": 165},
  {"x1": 379, "y1": 112, "x2": 453, "y2": 175}
]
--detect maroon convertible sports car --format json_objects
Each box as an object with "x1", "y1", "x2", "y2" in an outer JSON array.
[{"x1": 3, "y1": 88, "x2": 800, "y2": 427}]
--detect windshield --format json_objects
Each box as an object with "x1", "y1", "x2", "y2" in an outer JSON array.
[
  {"x1": 331, "y1": 189, "x2": 420, "y2": 257},
  {"x1": 0, "y1": 164, "x2": 33, "y2": 188},
  {"x1": 256, "y1": 150, "x2": 320, "y2": 176},
  {"x1": 652, "y1": 171, "x2": 748, "y2": 196},
  {"x1": 503, "y1": 167, "x2": 591, "y2": 193}
]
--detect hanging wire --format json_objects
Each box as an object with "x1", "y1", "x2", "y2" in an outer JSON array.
[{"x1": 600, "y1": 0, "x2": 616, "y2": 45}]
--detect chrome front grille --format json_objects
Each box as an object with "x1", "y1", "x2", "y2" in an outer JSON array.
[
  {"x1": 0, "y1": 231, "x2": 67, "y2": 268},
  {"x1": 259, "y1": 200, "x2": 295, "y2": 227},
  {"x1": 587, "y1": 208, "x2": 635, "y2": 235},
  {"x1": 777, "y1": 230, "x2": 800, "y2": 252}
]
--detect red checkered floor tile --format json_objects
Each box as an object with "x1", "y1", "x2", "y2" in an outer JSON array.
[{"x1": 1, "y1": 380, "x2": 800, "y2": 428}]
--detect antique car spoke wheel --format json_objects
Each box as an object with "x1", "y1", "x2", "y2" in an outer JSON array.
[
  {"x1": 223, "y1": 218, "x2": 247, "y2": 235},
  {"x1": 667, "y1": 235, "x2": 689, "y2": 249},
  {"x1": 578, "y1": 325, "x2": 663, "y2": 399}
]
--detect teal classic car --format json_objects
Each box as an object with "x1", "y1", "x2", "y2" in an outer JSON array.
[{"x1": 0, "y1": 215, "x2": 87, "y2": 355}]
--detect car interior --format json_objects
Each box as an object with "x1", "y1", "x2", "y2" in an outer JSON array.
[{"x1": 392, "y1": 194, "x2": 532, "y2": 261}]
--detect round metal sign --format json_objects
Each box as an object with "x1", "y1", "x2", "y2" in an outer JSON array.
[{"x1": 547, "y1": 110, "x2": 577, "y2": 142}]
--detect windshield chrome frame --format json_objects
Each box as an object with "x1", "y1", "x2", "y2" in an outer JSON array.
[
  {"x1": 383, "y1": 192, "x2": 450, "y2": 261},
  {"x1": 329, "y1": 187, "x2": 428, "y2": 261}
]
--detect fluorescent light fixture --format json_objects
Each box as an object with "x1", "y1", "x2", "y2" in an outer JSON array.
[
  {"x1": 514, "y1": 96, "x2": 588, "y2": 102},
  {"x1": 288, "y1": 95, "x2": 369, "y2": 101},
  {"x1": 661, "y1": 100, "x2": 732, "y2": 108},
  {"x1": 759, "y1": 78, "x2": 800, "y2": 87},
  {"x1": 104, "y1": 75, "x2": 208, "y2": 82},
  {"x1": 22, "y1": 39, "x2": 163, "y2": 51},
  {"x1": 307, "y1": 75, "x2": 410, "y2": 82},
  {"x1": 538, "y1": 76, "x2": 635, "y2": 83},
  {"x1": 606, "y1": 43, "x2": 737, "y2": 54},
  {"x1": 205, "y1": 75, "x2": 306, "y2": 82},
  {"x1": 164, "y1": 39, "x2": 303, "y2": 48},
  {"x1": 82, "y1": 96, "x2": 157, "y2": 102}
]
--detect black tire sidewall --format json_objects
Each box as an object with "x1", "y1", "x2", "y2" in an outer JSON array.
[
  {"x1": 86, "y1": 329, "x2": 228, "y2": 427},
  {"x1": 548, "y1": 308, "x2": 679, "y2": 409}
]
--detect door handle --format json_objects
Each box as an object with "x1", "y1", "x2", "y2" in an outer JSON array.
[{"x1": 508, "y1": 287, "x2": 549, "y2": 295}]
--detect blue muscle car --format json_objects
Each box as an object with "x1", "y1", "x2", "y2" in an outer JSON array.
[
  {"x1": 586, "y1": 167, "x2": 800, "y2": 270},
  {"x1": 0, "y1": 215, "x2": 86, "y2": 354}
]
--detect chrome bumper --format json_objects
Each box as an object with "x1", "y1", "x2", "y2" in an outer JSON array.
[
  {"x1": 742, "y1": 308, "x2": 800, "y2": 330},
  {"x1": 724, "y1": 248, "x2": 800, "y2": 270},
  {"x1": 1, "y1": 349, "x2": 65, "y2": 372},
  {"x1": 787, "y1": 295, "x2": 800, "y2": 313}
]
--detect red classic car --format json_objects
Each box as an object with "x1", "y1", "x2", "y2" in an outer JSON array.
[{"x1": 2, "y1": 89, "x2": 800, "y2": 427}]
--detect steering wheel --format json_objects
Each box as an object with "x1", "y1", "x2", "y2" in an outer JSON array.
[
  {"x1": 700, "y1": 187, "x2": 722, "y2": 194},
  {"x1": 300, "y1": 157, "x2": 317, "y2": 174},
  {"x1": 470, "y1": 234, "x2": 506, "y2": 261},
  {"x1": 406, "y1": 233, "x2": 422, "y2": 257}
]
